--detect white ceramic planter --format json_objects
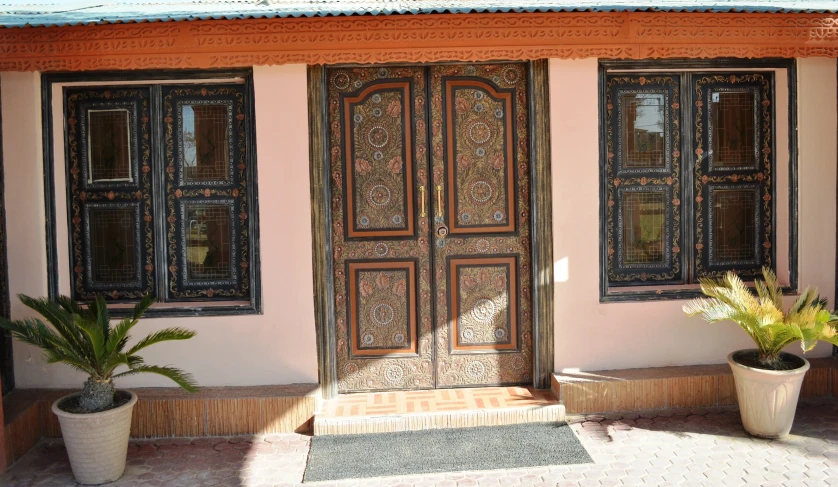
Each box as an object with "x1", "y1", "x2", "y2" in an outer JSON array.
[
  {"x1": 52, "y1": 390, "x2": 137, "y2": 485},
  {"x1": 728, "y1": 350, "x2": 809, "y2": 439}
]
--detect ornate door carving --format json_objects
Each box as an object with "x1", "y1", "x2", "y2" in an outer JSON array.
[
  {"x1": 327, "y1": 63, "x2": 532, "y2": 392},
  {"x1": 429, "y1": 64, "x2": 532, "y2": 387},
  {"x1": 328, "y1": 67, "x2": 434, "y2": 391}
]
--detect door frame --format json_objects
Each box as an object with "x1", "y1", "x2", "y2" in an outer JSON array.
[
  {"x1": 308, "y1": 61, "x2": 554, "y2": 399},
  {"x1": 0, "y1": 77, "x2": 11, "y2": 396}
]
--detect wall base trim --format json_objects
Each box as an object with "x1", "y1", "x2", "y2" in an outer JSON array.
[
  {"x1": 552, "y1": 358, "x2": 837, "y2": 414},
  {"x1": 2, "y1": 384, "x2": 319, "y2": 467}
]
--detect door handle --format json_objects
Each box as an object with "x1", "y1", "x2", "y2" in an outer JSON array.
[
  {"x1": 436, "y1": 185, "x2": 443, "y2": 218},
  {"x1": 419, "y1": 186, "x2": 427, "y2": 218}
]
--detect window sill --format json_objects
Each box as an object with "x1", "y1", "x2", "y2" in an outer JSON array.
[
  {"x1": 103, "y1": 302, "x2": 261, "y2": 318},
  {"x1": 601, "y1": 286, "x2": 798, "y2": 303}
]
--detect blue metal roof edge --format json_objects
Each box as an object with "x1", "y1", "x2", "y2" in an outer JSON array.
[{"x1": 2, "y1": 2, "x2": 837, "y2": 29}]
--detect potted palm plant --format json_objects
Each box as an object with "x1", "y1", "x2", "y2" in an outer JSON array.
[
  {"x1": 684, "y1": 267, "x2": 838, "y2": 438},
  {"x1": 0, "y1": 294, "x2": 197, "y2": 485}
]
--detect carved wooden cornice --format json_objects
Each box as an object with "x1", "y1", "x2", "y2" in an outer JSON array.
[{"x1": 2, "y1": 12, "x2": 838, "y2": 71}]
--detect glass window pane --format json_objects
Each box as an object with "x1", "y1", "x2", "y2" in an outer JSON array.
[
  {"x1": 181, "y1": 105, "x2": 230, "y2": 182},
  {"x1": 89, "y1": 208, "x2": 137, "y2": 283},
  {"x1": 88, "y1": 110, "x2": 131, "y2": 182},
  {"x1": 712, "y1": 190, "x2": 756, "y2": 262},
  {"x1": 711, "y1": 91, "x2": 756, "y2": 168},
  {"x1": 185, "y1": 205, "x2": 232, "y2": 281},
  {"x1": 621, "y1": 93, "x2": 666, "y2": 168},
  {"x1": 622, "y1": 191, "x2": 666, "y2": 265}
]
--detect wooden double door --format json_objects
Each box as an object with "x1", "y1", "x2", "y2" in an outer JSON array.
[{"x1": 327, "y1": 63, "x2": 533, "y2": 391}]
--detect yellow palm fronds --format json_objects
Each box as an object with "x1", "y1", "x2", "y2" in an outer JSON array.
[{"x1": 683, "y1": 267, "x2": 838, "y2": 367}]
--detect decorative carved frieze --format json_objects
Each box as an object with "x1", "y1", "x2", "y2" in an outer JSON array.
[{"x1": 1, "y1": 12, "x2": 838, "y2": 71}]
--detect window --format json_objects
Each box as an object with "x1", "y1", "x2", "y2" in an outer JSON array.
[
  {"x1": 600, "y1": 62, "x2": 794, "y2": 301},
  {"x1": 63, "y1": 80, "x2": 257, "y2": 311},
  {"x1": 66, "y1": 87, "x2": 154, "y2": 300}
]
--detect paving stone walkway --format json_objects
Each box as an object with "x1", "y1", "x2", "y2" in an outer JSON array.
[{"x1": 3, "y1": 399, "x2": 838, "y2": 486}]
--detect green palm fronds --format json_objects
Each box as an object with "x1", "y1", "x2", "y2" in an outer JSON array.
[
  {"x1": 683, "y1": 267, "x2": 838, "y2": 367},
  {"x1": 0, "y1": 294, "x2": 198, "y2": 393}
]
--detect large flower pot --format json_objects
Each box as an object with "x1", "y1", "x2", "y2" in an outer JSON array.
[
  {"x1": 52, "y1": 390, "x2": 137, "y2": 485},
  {"x1": 728, "y1": 350, "x2": 809, "y2": 439}
]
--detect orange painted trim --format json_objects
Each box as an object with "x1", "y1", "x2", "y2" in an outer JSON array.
[{"x1": 3, "y1": 12, "x2": 838, "y2": 71}]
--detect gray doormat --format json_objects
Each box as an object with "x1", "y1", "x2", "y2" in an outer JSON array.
[{"x1": 303, "y1": 421, "x2": 592, "y2": 482}]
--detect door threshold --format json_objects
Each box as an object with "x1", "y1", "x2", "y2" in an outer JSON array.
[{"x1": 313, "y1": 386, "x2": 564, "y2": 435}]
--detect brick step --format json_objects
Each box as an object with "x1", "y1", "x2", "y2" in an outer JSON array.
[{"x1": 313, "y1": 386, "x2": 565, "y2": 435}]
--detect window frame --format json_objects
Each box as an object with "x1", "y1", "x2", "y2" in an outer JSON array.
[
  {"x1": 42, "y1": 69, "x2": 262, "y2": 318},
  {"x1": 598, "y1": 59, "x2": 798, "y2": 303}
]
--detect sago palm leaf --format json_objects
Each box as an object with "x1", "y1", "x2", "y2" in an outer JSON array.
[
  {"x1": 56, "y1": 295, "x2": 92, "y2": 321},
  {"x1": 72, "y1": 313, "x2": 105, "y2": 370},
  {"x1": 127, "y1": 327, "x2": 197, "y2": 356},
  {"x1": 0, "y1": 316, "x2": 98, "y2": 375},
  {"x1": 762, "y1": 322, "x2": 799, "y2": 353},
  {"x1": 754, "y1": 266, "x2": 784, "y2": 311},
  {"x1": 43, "y1": 348, "x2": 97, "y2": 376},
  {"x1": 113, "y1": 365, "x2": 198, "y2": 392},
  {"x1": 105, "y1": 319, "x2": 134, "y2": 357},
  {"x1": 684, "y1": 295, "x2": 766, "y2": 345},
  {"x1": 129, "y1": 295, "x2": 156, "y2": 320},
  {"x1": 0, "y1": 316, "x2": 67, "y2": 353},
  {"x1": 789, "y1": 287, "x2": 819, "y2": 316},
  {"x1": 18, "y1": 295, "x2": 93, "y2": 364},
  {"x1": 0, "y1": 294, "x2": 199, "y2": 407},
  {"x1": 684, "y1": 266, "x2": 838, "y2": 366},
  {"x1": 104, "y1": 296, "x2": 155, "y2": 358},
  {"x1": 101, "y1": 352, "x2": 144, "y2": 376},
  {"x1": 87, "y1": 296, "x2": 111, "y2": 345},
  {"x1": 818, "y1": 323, "x2": 838, "y2": 348}
]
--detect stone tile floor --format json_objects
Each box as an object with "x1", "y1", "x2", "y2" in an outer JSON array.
[{"x1": 3, "y1": 398, "x2": 838, "y2": 486}]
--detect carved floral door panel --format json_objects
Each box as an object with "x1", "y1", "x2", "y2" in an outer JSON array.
[
  {"x1": 327, "y1": 63, "x2": 532, "y2": 392},
  {"x1": 429, "y1": 64, "x2": 532, "y2": 387},
  {"x1": 329, "y1": 66, "x2": 434, "y2": 392}
]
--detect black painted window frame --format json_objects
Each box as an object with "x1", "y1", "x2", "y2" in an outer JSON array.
[
  {"x1": 65, "y1": 87, "x2": 155, "y2": 301},
  {"x1": 599, "y1": 59, "x2": 798, "y2": 303},
  {"x1": 162, "y1": 85, "x2": 252, "y2": 302},
  {"x1": 604, "y1": 74, "x2": 683, "y2": 287},
  {"x1": 43, "y1": 69, "x2": 261, "y2": 318}
]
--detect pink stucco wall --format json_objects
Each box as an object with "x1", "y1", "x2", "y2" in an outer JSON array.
[
  {"x1": 1, "y1": 58, "x2": 836, "y2": 388},
  {"x1": 2, "y1": 66, "x2": 320, "y2": 388},
  {"x1": 550, "y1": 58, "x2": 837, "y2": 373}
]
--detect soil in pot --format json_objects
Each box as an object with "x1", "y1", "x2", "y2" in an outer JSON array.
[
  {"x1": 731, "y1": 350, "x2": 806, "y2": 371},
  {"x1": 57, "y1": 390, "x2": 133, "y2": 414}
]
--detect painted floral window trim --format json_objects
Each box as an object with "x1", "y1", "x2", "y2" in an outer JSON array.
[
  {"x1": 65, "y1": 88, "x2": 155, "y2": 301},
  {"x1": 64, "y1": 83, "x2": 255, "y2": 304},
  {"x1": 693, "y1": 73, "x2": 773, "y2": 280},
  {"x1": 603, "y1": 71, "x2": 775, "y2": 290},
  {"x1": 604, "y1": 75, "x2": 682, "y2": 285},
  {"x1": 163, "y1": 86, "x2": 251, "y2": 301}
]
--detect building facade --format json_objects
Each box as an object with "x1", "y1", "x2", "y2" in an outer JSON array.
[{"x1": 1, "y1": 0, "x2": 838, "y2": 468}]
